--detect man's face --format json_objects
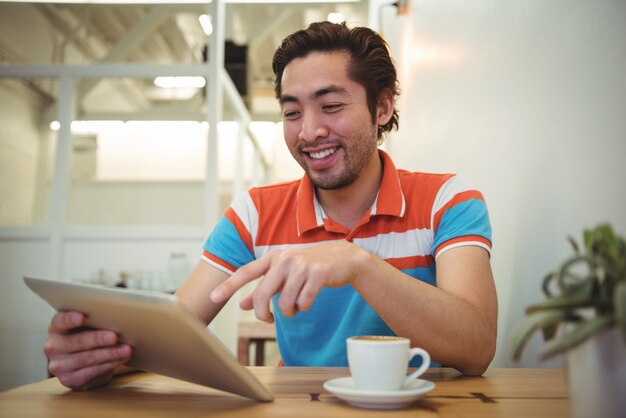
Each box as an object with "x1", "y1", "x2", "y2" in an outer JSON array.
[{"x1": 279, "y1": 51, "x2": 379, "y2": 190}]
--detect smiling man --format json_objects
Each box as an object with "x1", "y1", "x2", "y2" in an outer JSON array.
[{"x1": 44, "y1": 22, "x2": 498, "y2": 390}]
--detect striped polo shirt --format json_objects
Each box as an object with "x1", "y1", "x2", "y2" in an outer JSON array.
[{"x1": 203, "y1": 150, "x2": 492, "y2": 366}]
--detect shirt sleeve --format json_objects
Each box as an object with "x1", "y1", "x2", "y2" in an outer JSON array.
[
  {"x1": 202, "y1": 192, "x2": 256, "y2": 274},
  {"x1": 431, "y1": 175, "x2": 492, "y2": 259}
]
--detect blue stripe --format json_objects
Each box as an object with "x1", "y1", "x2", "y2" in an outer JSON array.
[
  {"x1": 273, "y1": 285, "x2": 439, "y2": 368},
  {"x1": 433, "y1": 198, "x2": 491, "y2": 254},
  {"x1": 204, "y1": 216, "x2": 255, "y2": 269}
]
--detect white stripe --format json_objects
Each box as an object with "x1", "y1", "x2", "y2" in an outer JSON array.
[
  {"x1": 431, "y1": 175, "x2": 476, "y2": 228},
  {"x1": 435, "y1": 241, "x2": 491, "y2": 260},
  {"x1": 230, "y1": 191, "x2": 259, "y2": 246},
  {"x1": 254, "y1": 238, "x2": 344, "y2": 259},
  {"x1": 370, "y1": 195, "x2": 378, "y2": 216},
  {"x1": 313, "y1": 194, "x2": 325, "y2": 225},
  {"x1": 201, "y1": 255, "x2": 235, "y2": 275},
  {"x1": 370, "y1": 190, "x2": 380, "y2": 216},
  {"x1": 393, "y1": 169, "x2": 406, "y2": 217},
  {"x1": 352, "y1": 228, "x2": 434, "y2": 259}
]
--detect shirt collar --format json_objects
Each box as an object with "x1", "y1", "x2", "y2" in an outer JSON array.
[{"x1": 295, "y1": 149, "x2": 406, "y2": 236}]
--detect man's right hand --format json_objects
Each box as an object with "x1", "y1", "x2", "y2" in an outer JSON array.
[{"x1": 44, "y1": 311, "x2": 132, "y2": 390}]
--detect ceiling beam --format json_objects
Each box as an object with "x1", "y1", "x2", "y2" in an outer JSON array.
[
  {"x1": 247, "y1": 7, "x2": 294, "y2": 51},
  {"x1": 100, "y1": 6, "x2": 171, "y2": 61},
  {"x1": 36, "y1": 3, "x2": 100, "y2": 61},
  {"x1": 77, "y1": 5, "x2": 172, "y2": 103}
]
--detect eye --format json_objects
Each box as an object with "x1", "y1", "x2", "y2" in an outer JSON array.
[
  {"x1": 282, "y1": 110, "x2": 301, "y2": 121},
  {"x1": 322, "y1": 103, "x2": 344, "y2": 113}
]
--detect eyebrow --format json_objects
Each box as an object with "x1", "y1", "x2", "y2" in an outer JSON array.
[{"x1": 279, "y1": 84, "x2": 348, "y2": 106}]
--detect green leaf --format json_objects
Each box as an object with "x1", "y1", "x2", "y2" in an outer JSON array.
[
  {"x1": 540, "y1": 322, "x2": 559, "y2": 341},
  {"x1": 555, "y1": 254, "x2": 593, "y2": 295},
  {"x1": 542, "y1": 271, "x2": 556, "y2": 298},
  {"x1": 526, "y1": 280, "x2": 596, "y2": 313},
  {"x1": 583, "y1": 228, "x2": 594, "y2": 253},
  {"x1": 539, "y1": 316, "x2": 613, "y2": 360},
  {"x1": 598, "y1": 224, "x2": 618, "y2": 260},
  {"x1": 567, "y1": 235, "x2": 580, "y2": 255},
  {"x1": 615, "y1": 236, "x2": 626, "y2": 279},
  {"x1": 616, "y1": 236, "x2": 626, "y2": 263},
  {"x1": 512, "y1": 310, "x2": 570, "y2": 361},
  {"x1": 586, "y1": 224, "x2": 620, "y2": 269},
  {"x1": 615, "y1": 281, "x2": 626, "y2": 340},
  {"x1": 518, "y1": 224, "x2": 626, "y2": 362}
]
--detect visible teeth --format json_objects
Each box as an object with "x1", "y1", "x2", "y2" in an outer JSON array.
[{"x1": 310, "y1": 148, "x2": 336, "y2": 159}]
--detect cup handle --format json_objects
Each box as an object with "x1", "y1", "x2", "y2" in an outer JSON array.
[{"x1": 404, "y1": 347, "x2": 431, "y2": 387}]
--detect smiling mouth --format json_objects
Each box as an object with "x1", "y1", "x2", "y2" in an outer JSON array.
[{"x1": 308, "y1": 147, "x2": 337, "y2": 160}]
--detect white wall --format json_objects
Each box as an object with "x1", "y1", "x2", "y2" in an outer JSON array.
[
  {"x1": 0, "y1": 240, "x2": 53, "y2": 390},
  {"x1": 387, "y1": 0, "x2": 626, "y2": 367},
  {"x1": 0, "y1": 81, "x2": 46, "y2": 225}
]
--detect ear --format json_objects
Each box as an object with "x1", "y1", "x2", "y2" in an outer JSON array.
[{"x1": 376, "y1": 93, "x2": 394, "y2": 126}]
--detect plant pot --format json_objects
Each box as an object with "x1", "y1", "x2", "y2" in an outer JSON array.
[{"x1": 566, "y1": 327, "x2": 626, "y2": 418}]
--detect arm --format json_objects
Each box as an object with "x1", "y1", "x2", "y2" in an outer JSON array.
[
  {"x1": 352, "y1": 245, "x2": 497, "y2": 376},
  {"x1": 211, "y1": 241, "x2": 497, "y2": 376},
  {"x1": 175, "y1": 260, "x2": 231, "y2": 324}
]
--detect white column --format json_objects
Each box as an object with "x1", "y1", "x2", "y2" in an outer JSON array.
[
  {"x1": 204, "y1": 0, "x2": 225, "y2": 231},
  {"x1": 48, "y1": 75, "x2": 75, "y2": 280},
  {"x1": 233, "y1": 120, "x2": 245, "y2": 198}
]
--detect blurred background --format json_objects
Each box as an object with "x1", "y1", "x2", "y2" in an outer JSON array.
[{"x1": 0, "y1": 0, "x2": 624, "y2": 391}]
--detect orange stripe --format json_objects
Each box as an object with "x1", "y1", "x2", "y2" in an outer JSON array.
[
  {"x1": 373, "y1": 151, "x2": 404, "y2": 216},
  {"x1": 225, "y1": 207, "x2": 253, "y2": 254},
  {"x1": 386, "y1": 254, "x2": 434, "y2": 270},
  {"x1": 251, "y1": 183, "x2": 332, "y2": 246},
  {"x1": 433, "y1": 190, "x2": 484, "y2": 232},
  {"x1": 203, "y1": 250, "x2": 237, "y2": 273},
  {"x1": 360, "y1": 172, "x2": 456, "y2": 236}
]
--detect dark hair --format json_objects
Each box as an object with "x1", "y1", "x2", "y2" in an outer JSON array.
[{"x1": 272, "y1": 21, "x2": 400, "y2": 141}]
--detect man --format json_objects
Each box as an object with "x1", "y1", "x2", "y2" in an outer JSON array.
[{"x1": 45, "y1": 22, "x2": 497, "y2": 390}]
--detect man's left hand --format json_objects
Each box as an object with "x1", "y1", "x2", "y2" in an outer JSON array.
[{"x1": 209, "y1": 241, "x2": 369, "y2": 322}]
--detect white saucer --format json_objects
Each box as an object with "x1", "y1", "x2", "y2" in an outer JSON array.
[{"x1": 323, "y1": 377, "x2": 435, "y2": 410}]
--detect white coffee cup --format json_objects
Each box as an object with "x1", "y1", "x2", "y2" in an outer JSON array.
[{"x1": 347, "y1": 336, "x2": 431, "y2": 391}]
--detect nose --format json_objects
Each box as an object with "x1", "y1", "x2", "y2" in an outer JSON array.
[{"x1": 298, "y1": 112, "x2": 329, "y2": 142}]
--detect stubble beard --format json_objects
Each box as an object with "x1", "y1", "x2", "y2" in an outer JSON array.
[{"x1": 295, "y1": 126, "x2": 379, "y2": 191}]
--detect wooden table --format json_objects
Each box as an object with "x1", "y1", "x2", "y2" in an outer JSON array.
[{"x1": 0, "y1": 367, "x2": 569, "y2": 417}]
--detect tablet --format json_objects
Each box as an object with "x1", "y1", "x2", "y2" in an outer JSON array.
[{"x1": 24, "y1": 276, "x2": 273, "y2": 402}]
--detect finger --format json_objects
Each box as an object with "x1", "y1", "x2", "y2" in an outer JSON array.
[
  {"x1": 49, "y1": 311, "x2": 86, "y2": 334},
  {"x1": 251, "y1": 285, "x2": 276, "y2": 323},
  {"x1": 277, "y1": 273, "x2": 307, "y2": 317},
  {"x1": 239, "y1": 294, "x2": 253, "y2": 311},
  {"x1": 55, "y1": 359, "x2": 127, "y2": 390},
  {"x1": 49, "y1": 344, "x2": 132, "y2": 376},
  {"x1": 45, "y1": 329, "x2": 119, "y2": 356},
  {"x1": 251, "y1": 263, "x2": 295, "y2": 322},
  {"x1": 210, "y1": 255, "x2": 273, "y2": 303},
  {"x1": 294, "y1": 278, "x2": 325, "y2": 312}
]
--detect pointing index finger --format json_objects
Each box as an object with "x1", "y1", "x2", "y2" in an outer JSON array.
[{"x1": 210, "y1": 256, "x2": 271, "y2": 303}]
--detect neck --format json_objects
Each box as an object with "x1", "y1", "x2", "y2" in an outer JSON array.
[{"x1": 316, "y1": 151, "x2": 383, "y2": 230}]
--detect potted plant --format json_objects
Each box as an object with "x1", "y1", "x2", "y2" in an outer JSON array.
[{"x1": 512, "y1": 224, "x2": 626, "y2": 418}]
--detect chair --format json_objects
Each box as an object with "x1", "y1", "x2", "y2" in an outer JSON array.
[{"x1": 237, "y1": 318, "x2": 277, "y2": 366}]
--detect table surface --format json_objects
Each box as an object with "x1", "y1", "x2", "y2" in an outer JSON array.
[{"x1": 0, "y1": 367, "x2": 569, "y2": 417}]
